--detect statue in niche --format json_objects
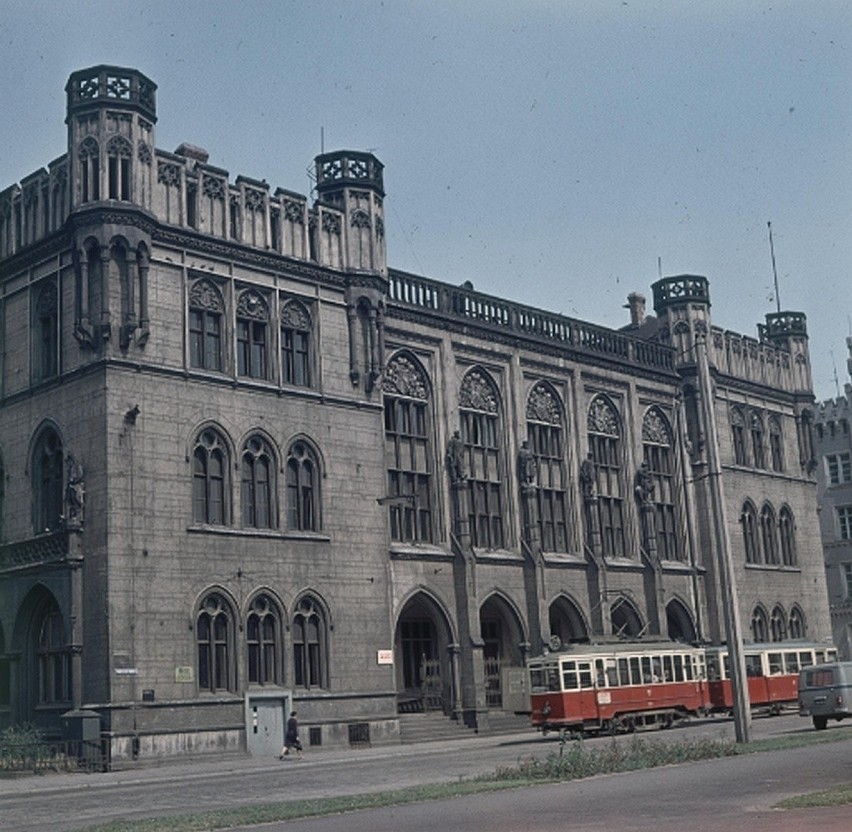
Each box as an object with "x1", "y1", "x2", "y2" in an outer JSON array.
[
  {"x1": 518, "y1": 440, "x2": 537, "y2": 489},
  {"x1": 635, "y1": 460, "x2": 655, "y2": 506},
  {"x1": 446, "y1": 430, "x2": 467, "y2": 484},
  {"x1": 579, "y1": 453, "x2": 597, "y2": 500},
  {"x1": 65, "y1": 454, "x2": 85, "y2": 528}
]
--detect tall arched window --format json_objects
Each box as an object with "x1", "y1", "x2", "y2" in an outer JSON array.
[
  {"x1": 34, "y1": 281, "x2": 58, "y2": 381},
  {"x1": 588, "y1": 396, "x2": 625, "y2": 558},
  {"x1": 779, "y1": 506, "x2": 796, "y2": 566},
  {"x1": 192, "y1": 428, "x2": 229, "y2": 525},
  {"x1": 292, "y1": 595, "x2": 326, "y2": 689},
  {"x1": 246, "y1": 594, "x2": 281, "y2": 686},
  {"x1": 241, "y1": 435, "x2": 275, "y2": 529},
  {"x1": 286, "y1": 440, "x2": 318, "y2": 531},
  {"x1": 760, "y1": 503, "x2": 779, "y2": 565},
  {"x1": 731, "y1": 406, "x2": 748, "y2": 465},
  {"x1": 768, "y1": 416, "x2": 784, "y2": 472},
  {"x1": 383, "y1": 353, "x2": 433, "y2": 543},
  {"x1": 750, "y1": 411, "x2": 766, "y2": 469},
  {"x1": 36, "y1": 598, "x2": 71, "y2": 704},
  {"x1": 770, "y1": 605, "x2": 787, "y2": 642},
  {"x1": 281, "y1": 299, "x2": 313, "y2": 387},
  {"x1": 78, "y1": 136, "x2": 100, "y2": 203},
  {"x1": 32, "y1": 427, "x2": 64, "y2": 533},
  {"x1": 789, "y1": 605, "x2": 806, "y2": 639},
  {"x1": 642, "y1": 407, "x2": 681, "y2": 561},
  {"x1": 106, "y1": 135, "x2": 132, "y2": 201},
  {"x1": 197, "y1": 593, "x2": 235, "y2": 693},
  {"x1": 742, "y1": 502, "x2": 759, "y2": 564},
  {"x1": 460, "y1": 368, "x2": 504, "y2": 549},
  {"x1": 751, "y1": 605, "x2": 769, "y2": 642},
  {"x1": 236, "y1": 289, "x2": 268, "y2": 379},
  {"x1": 527, "y1": 382, "x2": 570, "y2": 553},
  {"x1": 189, "y1": 279, "x2": 224, "y2": 371}
]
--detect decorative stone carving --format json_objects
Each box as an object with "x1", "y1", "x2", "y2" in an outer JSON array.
[
  {"x1": 375, "y1": 216, "x2": 384, "y2": 240},
  {"x1": 107, "y1": 135, "x2": 132, "y2": 158},
  {"x1": 527, "y1": 382, "x2": 562, "y2": 425},
  {"x1": 202, "y1": 176, "x2": 226, "y2": 200},
  {"x1": 634, "y1": 460, "x2": 654, "y2": 506},
  {"x1": 237, "y1": 289, "x2": 268, "y2": 321},
  {"x1": 280, "y1": 299, "x2": 311, "y2": 329},
  {"x1": 321, "y1": 213, "x2": 341, "y2": 235},
  {"x1": 642, "y1": 408, "x2": 670, "y2": 445},
  {"x1": 137, "y1": 140, "x2": 152, "y2": 165},
  {"x1": 244, "y1": 189, "x2": 265, "y2": 212},
  {"x1": 157, "y1": 162, "x2": 180, "y2": 187},
  {"x1": 65, "y1": 454, "x2": 85, "y2": 529},
  {"x1": 518, "y1": 440, "x2": 537, "y2": 488},
  {"x1": 350, "y1": 209, "x2": 371, "y2": 229},
  {"x1": 384, "y1": 354, "x2": 428, "y2": 399},
  {"x1": 459, "y1": 369, "x2": 499, "y2": 413},
  {"x1": 189, "y1": 278, "x2": 224, "y2": 312},
  {"x1": 579, "y1": 454, "x2": 596, "y2": 500},
  {"x1": 588, "y1": 396, "x2": 619, "y2": 436},
  {"x1": 284, "y1": 199, "x2": 305, "y2": 224}
]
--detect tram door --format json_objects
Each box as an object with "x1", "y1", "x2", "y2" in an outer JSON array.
[{"x1": 563, "y1": 659, "x2": 597, "y2": 721}]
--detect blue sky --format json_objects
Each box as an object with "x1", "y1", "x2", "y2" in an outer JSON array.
[{"x1": 1, "y1": 1, "x2": 850, "y2": 399}]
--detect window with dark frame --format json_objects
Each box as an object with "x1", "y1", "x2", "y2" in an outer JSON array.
[
  {"x1": 588, "y1": 396, "x2": 625, "y2": 558},
  {"x1": 293, "y1": 596, "x2": 325, "y2": 689},
  {"x1": 246, "y1": 594, "x2": 280, "y2": 686},
  {"x1": 197, "y1": 593, "x2": 234, "y2": 693},
  {"x1": 642, "y1": 407, "x2": 682, "y2": 561},
  {"x1": 286, "y1": 441, "x2": 318, "y2": 531},
  {"x1": 189, "y1": 279, "x2": 224, "y2": 372},
  {"x1": 241, "y1": 435, "x2": 275, "y2": 529},
  {"x1": 281, "y1": 299, "x2": 312, "y2": 387},
  {"x1": 192, "y1": 428, "x2": 229, "y2": 526},
  {"x1": 32, "y1": 427, "x2": 63, "y2": 533}
]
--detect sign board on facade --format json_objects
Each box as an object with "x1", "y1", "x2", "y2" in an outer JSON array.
[
  {"x1": 114, "y1": 667, "x2": 138, "y2": 676},
  {"x1": 175, "y1": 666, "x2": 194, "y2": 683},
  {"x1": 376, "y1": 649, "x2": 393, "y2": 665}
]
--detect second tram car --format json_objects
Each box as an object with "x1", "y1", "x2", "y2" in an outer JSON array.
[{"x1": 528, "y1": 641, "x2": 708, "y2": 734}]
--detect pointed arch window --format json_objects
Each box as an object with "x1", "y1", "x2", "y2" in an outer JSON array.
[
  {"x1": 106, "y1": 135, "x2": 132, "y2": 201},
  {"x1": 236, "y1": 289, "x2": 268, "y2": 379},
  {"x1": 789, "y1": 605, "x2": 806, "y2": 639},
  {"x1": 588, "y1": 396, "x2": 625, "y2": 558},
  {"x1": 34, "y1": 280, "x2": 59, "y2": 381},
  {"x1": 241, "y1": 435, "x2": 275, "y2": 529},
  {"x1": 770, "y1": 605, "x2": 787, "y2": 642},
  {"x1": 192, "y1": 428, "x2": 229, "y2": 525},
  {"x1": 286, "y1": 441, "x2": 318, "y2": 531},
  {"x1": 189, "y1": 279, "x2": 224, "y2": 371},
  {"x1": 281, "y1": 299, "x2": 313, "y2": 387},
  {"x1": 292, "y1": 595, "x2": 326, "y2": 689},
  {"x1": 760, "y1": 503, "x2": 779, "y2": 565},
  {"x1": 246, "y1": 594, "x2": 281, "y2": 686},
  {"x1": 32, "y1": 427, "x2": 64, "y2": 533},
  {"x1": 750, "y1": 411, "x2": 766, "y2": 469},
  {"x1": 37, "y1": 598, "x2": 71, "y2": 704},
  {"x1": 78, "y1": 136, "x2": 100, "y2": 203},
  {"x1": 731, "y1": 407, "x2": 748, "y2": 465},
  {"x1": 527, "y1": 383, "x2": 569, "y2": 552},
  {"x1": 768, "y1": 416, "x2": 784, "y2": 472},
  {"x1": 642, "y1": 407, "x2": 681, "y2": 561},
  {"x1": 197, "y1": 593, "x2": 235, "y2": 693},
  {"x1": 460, "y1": 369, "x2": 504, "y2": 549},
  {"x1": 383, "y1": 353, "x2": 433, "y2": 543},
  {"x1": 742, "y1": 502, "x2": 759, "y2": 564},
  {"x1": 751, "y1": 606, "x2": 769, "y2": 642},
  {"x1": 779, "y1": 506, "x2": 797, "y2": 566}
]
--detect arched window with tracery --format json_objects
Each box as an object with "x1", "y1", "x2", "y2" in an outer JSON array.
[
  {"x1": 34, "y1": 280, "x2": 58, "y2": 381},
  {"x1": 751, "y1": 605, "x2": 769, "y2": 642},
  {"x1": 588, "y1": 396, "x2": 625, "y2": 558},
  {"x1": 527, "y1": 382, "x2": 570, "y2": 552},
  {"x1": 742, "y1": 501, "x2": 759, "y2": 564},
  {"x1": 460, "y1": 368, "x2": 504, "y2": 549},
  {"x1": 32, "y1": 427, "x2": 63, "y2": 533},
  {"x1": 731, "y1": 406, "x2": 748, "y2": 465},
  {"x1": 236, "y1": 289, "x2": 268, "y2": 379},
  {"x1": 241, "y1": 435, "x2": 275, "y2": 529},
  {"x1": 642, "y1": 407, "x2": 681, "y2": 561},
  {"x1": 192, "y1": 428, "x2": 229, "y2": 525},
  {"x1": 107, "y1": 135, "x2": 132, "y2": 201},
  {"x1": 789, "y1": 605, "x2": 806, "y2": 639},
  {"x1": 770, "y1": 605, "x2": 787, "y2": 642},
  {"x1": 292, "y1": 595, "x2": 327, "y2": 689},
  {"x1": 281, "y1": 299, "x2": 313, "y2": 387},
  {"x1": 286, "y1": 440, "x2": 319, "y2": 531},
  {"x1": 36, "y1": 597, "x2": 71, "y2": 704},
  {"x1": 78, "y1": 136, "x2": 100, "y2": 203},
  {"x1": 246, "y1": 593, "x2": 281, "y2": 686},
  {"x1": 383, "y1": 353, "x2": 433, "y2": 543},
  {"x1": 760, "y1": 503, "x2": 779, "y2": 565},
  {"x1": 197, "y1": 592, "x2": 235, "y2": 693},
  {"x1": 189, "y1": 279, "x2": 224, "y2": 371},
  {"x1": 779, "y1": 506, "x2": 796, "y2": 566}
]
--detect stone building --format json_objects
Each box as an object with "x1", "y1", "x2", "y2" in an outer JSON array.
[
  {"x1": 0, "y1": 66, "x2": 833, "y2": 763},
  {"x1": 814, "y1": 338, "x2": 852, "y2": 659}
]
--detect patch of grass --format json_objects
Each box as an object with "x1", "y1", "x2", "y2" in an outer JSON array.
[{"x1": 776, "y1": 783, "x2": 852, "y2": 810}]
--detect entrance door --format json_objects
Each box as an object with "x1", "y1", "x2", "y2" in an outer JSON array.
[{"x1": 245, "y1": 695, "x2": 288, "y2": 757}]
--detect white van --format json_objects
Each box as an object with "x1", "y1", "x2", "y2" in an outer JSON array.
[{"x1": 798, "y1": 661, "x2": 852, "y2": 730}]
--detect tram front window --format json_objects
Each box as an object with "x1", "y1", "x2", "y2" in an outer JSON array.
[{"x1": 530, "y1": 662, "x2": 560, "y2": 693}]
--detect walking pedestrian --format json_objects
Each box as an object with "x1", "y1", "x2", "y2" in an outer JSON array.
[{"x1": 279, "y1": 711, "x2": 303, "y2": 759}]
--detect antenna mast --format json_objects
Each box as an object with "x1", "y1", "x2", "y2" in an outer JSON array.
[{"x1": 767, "y1": 221, "x2": 781, "y2": 313}]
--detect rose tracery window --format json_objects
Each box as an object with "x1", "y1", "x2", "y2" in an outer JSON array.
[{"x1": 588, "y1": 396, "x2": 625, "y2": 558}]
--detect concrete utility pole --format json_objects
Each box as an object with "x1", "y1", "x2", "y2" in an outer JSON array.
[{"x1": 695, "y1": 333, "x2": 752, "y2": 743}]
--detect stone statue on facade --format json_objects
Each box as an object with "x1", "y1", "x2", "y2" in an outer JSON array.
[
  {"x1": 579, "y1": 453, "x2": 596, "y2": 500},
  {"x1": 447, "y1": 430, "x2": 467, "y2": 484},
  {"x1": 518, "y1": 440, "x2": 537, "y2": 489},
  {"x1": 65, "y1": 454, "x2": 85, "y2": 528},
  {"x1": 635, "y1": 460, "x2": 655, "y2": 506}
]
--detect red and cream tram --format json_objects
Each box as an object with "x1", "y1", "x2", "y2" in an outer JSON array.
[
  {"x1": 528, "y1": 641, "x2": 709, "y2": 734},
  {"x1": 705, "y1": 641, "x2": 838, "y2": 715}
]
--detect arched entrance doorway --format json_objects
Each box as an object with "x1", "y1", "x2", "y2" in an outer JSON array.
[
  {"x1": 394, "y1": 592, "x2": 454, "y2": 714},
  {"x1": 610, "y1": 596, "x2": 644, "y2": 638},
  {"x1": 479, "y1": 594, "x2": 526, "y2": 710},
  {"x1": 666, "y1": 598, "x2": 697, "y2": 643},
  {"x1": 548, "y1": 595, "x2": 589, "y2": 650}
]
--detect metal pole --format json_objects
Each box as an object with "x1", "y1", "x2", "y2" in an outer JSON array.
[{"x1": 695, "y1": 333, "x2": 752, "y2": 743}]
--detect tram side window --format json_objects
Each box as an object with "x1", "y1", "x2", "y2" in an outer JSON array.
[
  {"x1": 746, "y1": 655, "x2": 764, "y2": 677},
  {"x1": 578, "y1": 665, "x2": 593, "y2": 689},
  {"x1": 706, "y1": 658, "x2": 720, "y2": 681},
  {"x1": 562, "y1": 661, "x2": 578, "y2": 690},
  {"x1": 767, "y1": 653, "x2": 782, "y2": 675},
  {"x1": 673, "y1": 654, "x2": 685, "y2": 682},
  {"x1": 799, "y1": 651, "x2": 814, "y2": 669},
  {"x1": 618, "y1": 658, "x2": 629, "y2": 686},
  {"x1": 784, "y1": 652, "x2": 800, "y2": 674},
  {"x1": 662, "y1": 655, "x2": 674, "y2": 682},
  {"x1": 641, "y1": 656, "x2": 654, "y2": 683},
  {"x1": 605, "y1": 660, "x2": 619, "y2": 687},
  {"x1": 595, "y1": 659, "x2": 606, "y2": 687},
  {"x1": 531, "y1": 665, "x2": 560, "y2": 693},
  {"x1": 629, "y1": 657, "x2": 641, "y2": 685}
]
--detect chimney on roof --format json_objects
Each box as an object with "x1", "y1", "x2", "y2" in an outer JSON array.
[
  {"x1": 174, "y1": 143, "x2": 209, "y2": 164},
  {"x1": 625, "y1": 292, "x2": 646, "y2": 328}
]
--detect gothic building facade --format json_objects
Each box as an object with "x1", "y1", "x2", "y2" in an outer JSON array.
[{"x1": 0, "y1": 66, "x2": 832, "y2": 762}]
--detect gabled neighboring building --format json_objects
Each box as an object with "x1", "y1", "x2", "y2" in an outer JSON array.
[
  {"x1": 0, "y1": 66, "x2": 833, "y2": 764},
  {"x1": 815, "y1": 338, "x2": 852, "y2": 659}
]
